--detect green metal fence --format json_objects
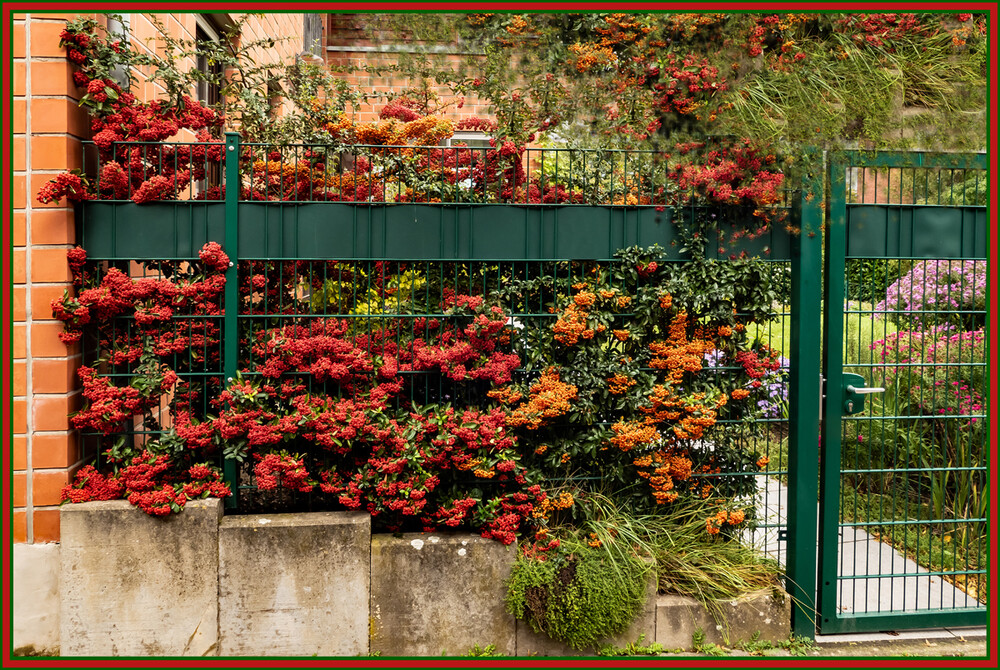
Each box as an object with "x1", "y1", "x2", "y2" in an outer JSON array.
[
  {"x1": 70, "y1": 135, "x2": 989, "y2": 637},
  {"x1": 75, "y1": 134, "x2": 795, "y2": 532},
  {"x1": 818, "y1": 151, "x2": 989, "y2": 633}
]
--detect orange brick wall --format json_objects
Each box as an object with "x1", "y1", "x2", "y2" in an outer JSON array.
[
  {"x1": 325, "y1": 14, "x2": 494, "y2": 125},
  {"x1": 11, "y1": 12, "x2": 305, "y2": 544},
  {"x1": 12, "y1": 12, "x2": 94, "y2": 544}
]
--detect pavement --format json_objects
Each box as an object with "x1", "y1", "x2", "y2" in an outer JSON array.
[
  {"x1": 655, "y1": 626, "x2": 988, "y2": 658},
  {"x1": 741, "y1": 475, "x2": 990, "y2": 658},
  {"x1": 812, "y1": 626, "x2": 989, "y2": 657}
]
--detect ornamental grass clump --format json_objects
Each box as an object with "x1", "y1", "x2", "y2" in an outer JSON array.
[{"x1": 506, "y1": 490, "x2": 782, "y2": 649}]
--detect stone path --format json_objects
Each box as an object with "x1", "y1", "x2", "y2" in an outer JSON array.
[{"x1": 745, "y1": 476, "x2": 982, "y2": 616}]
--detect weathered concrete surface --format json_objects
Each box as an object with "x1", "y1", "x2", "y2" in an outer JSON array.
[
  {"x1": 655, "y1": 594, "x2": 728, "y2": 648},
  {"x1": 515, "y1": 565, "x2": 659, "y2": 656},
  {"x1": 13, "y1": 543, "x2": 61, "y2": 656},
  {"x1": 655, "y1": 589, "x2": 790, "y2": 650},
  {"x1": 218, "y1": 511, "x2": 371, "y2": 656},
  {"x1": 716, "y1": 588, "x2": 790, "y2": 645},
  {"x1": 370, "y1": 533, "x2": 516, "y2": 656},
  {"x1": 59, "y1": 499, "x2": 222, "y2": 656}
]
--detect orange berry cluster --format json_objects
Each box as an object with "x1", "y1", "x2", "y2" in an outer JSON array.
[
  {"x1": 641, "y1": 385, "x2": 727, "y2": 441},
  {"x1": 706, "y1": 507, "x2": 746, "y2": 535},
  {"x1": 455, "y1": 457, "x2": 481, "y2": 472},
  {"x1": 325, "y1": 115, "x2": 455, "y2": 147},
  {"x1": 607, "y1": 373, "x2": 636, "y2": 395},
  {"x1": 633, "y1": 448, "x2": 694, "y2": 504},
  {"x1": 567, "y1": 42, "x2": 617, "y2": 73},
  {"x1": 552, "y1": 303, "x2": 593, "y2": 345},
  {"x1": 610, "y1": 420, "x2": 661, "y2": 451},
  {"x1": 553, "y1": 284, "x2": 632, "y2": 346},
  {"x1": 573, "y1": 291, "x2": 597, "y2": 308},
  {"x1": 533, "y1": 489, "x2": 575, "y2": 522},
  {"x1": 487, "y1": 386, "x2": 524, "y2": 405},
  {"x1": 648, "y1": 312, "x2": 715, "y2": 383},
  {"x1": 506, "y1": 368, "x2": 578, "y2": 429}
]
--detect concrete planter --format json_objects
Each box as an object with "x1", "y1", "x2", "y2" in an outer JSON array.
[
  {"x1": 370, "y1": 533, "x2": 517, "y2": 656},
  {"x1": 218, "y1": 511, "x2": 371, "y2": 656},
  {"x1": 59, "y1": 498, "x2": 223, "y2": 656},
  {"x1": 53, "y1": 502, "x2": 789, "y2": 656}
]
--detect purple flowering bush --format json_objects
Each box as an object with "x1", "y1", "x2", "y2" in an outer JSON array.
[
  {"x1": 876, "y1": 259, "x2": 986, "y2": 331},
  {"x1": 757, "y1": 356, "x2": 789, "y2": 419}
]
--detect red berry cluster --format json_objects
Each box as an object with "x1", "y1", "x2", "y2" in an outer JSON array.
[
  {"x1": 650, "y1": 53, "x2": 727, "y2": 117},
  {"x1": 253, "y1": 453, "x2": 313, "y2": 492},
  {"x1": 836, "y1": 13, "x2": 929, "y2": 49},
  {"x1": 51, "y1": 245, "x2": 227, "y2": 370},
  {"x1": 38, "y1": 22, "x2": 225, "y2": 205},
  {"x1": 60, "y1": 465, "x2": 123, "y2": 503},
  {"x1": 734, "y1": 346, "x2": 783, "y2": 389},
  {"x1": 72, "y1": 365, "x2": 178, "y2": 435},
  {"x1": 61, "y1": 453, "x2": 230, "y2": 516}
]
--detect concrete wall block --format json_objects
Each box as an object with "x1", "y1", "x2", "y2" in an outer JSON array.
[
  {"x1": 59, "y1": 499, "x2": 223, "y2": 656},
  {"x1": 717, "y1": 588, "x2": 791, "y2": 645},
  {"x1": 515, "y1": 564, "x2": 658, "y2": 656},
  {"x1": 655, "y1": 594, "x2": 726, "y2": 649},
  {"x1": 370, "y1": 533, "x2": 516, "y2": 656},
  {"x1": 218, "y1": 511, "x2": 371, "y2": 656},
  {"x1": 13, "y1": 543, "x2": 61, "y2": 656},
  {"x1": 654, "y1": 589, "x2": 791, "y2": 650}
]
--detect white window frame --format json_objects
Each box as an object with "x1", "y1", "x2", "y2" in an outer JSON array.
[{"x1": 442, "y1": 131, "x2": 492, "y2": 148}]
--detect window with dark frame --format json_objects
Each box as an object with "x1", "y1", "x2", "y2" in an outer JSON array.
[
  {"x1": 195, "y1": 15, "x2": 224, "y2": 193},
  {"x1": 195, "y1": 16, "x2": 223, "y2": 109}
]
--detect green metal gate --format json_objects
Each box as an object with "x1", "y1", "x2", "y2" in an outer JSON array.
[{"x1": 816, "y1": 151, "x2": 989, "y2": 633}]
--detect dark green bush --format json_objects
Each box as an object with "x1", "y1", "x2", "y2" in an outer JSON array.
[{"x1": 506, "y1": 545, "x2": 649, "y2": 650}]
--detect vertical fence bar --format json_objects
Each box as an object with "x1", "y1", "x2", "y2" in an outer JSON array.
[
  {"x1": 785, "y1": 151, "x2": 824, "y2": 639},
  {"x1": 817, "y1": 151, "x2": 850, "y2": 631},
  {"x1": 223, "y1": 131, "x2": 240, "y2": 510}
]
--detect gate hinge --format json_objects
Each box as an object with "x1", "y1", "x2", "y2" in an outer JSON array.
[{"x1": 778, "y1": 529, "x2": 789, "y2": 542}]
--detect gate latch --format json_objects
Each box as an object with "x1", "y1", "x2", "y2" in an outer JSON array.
[{"x1": 842, "y1": 373, "x2": 885, "y2": 415}]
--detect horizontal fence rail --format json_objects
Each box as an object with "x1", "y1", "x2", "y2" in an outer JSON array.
[{"x1": 82, "y1": 137, "x2": 793, "y2": 208}]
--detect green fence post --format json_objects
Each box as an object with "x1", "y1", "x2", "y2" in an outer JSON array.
[
  {"x1": 222, "y1": 131, "x2": 240, "y2": 510},
  {"x1": 816, "y1": 151, "x2": 851, "y2": 632},
  {"x1": 785, "y1": 149, "x2": 824, "y2": 639}
]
